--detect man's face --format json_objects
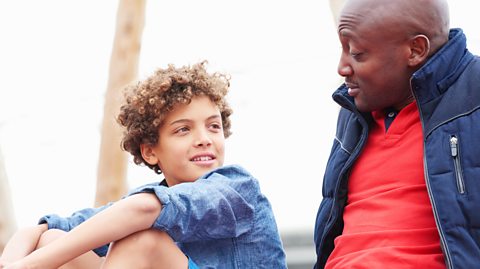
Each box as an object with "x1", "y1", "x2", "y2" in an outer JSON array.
[
  {"x1": 336, "y1": 2, "x2": 415, "y2": 112},
  {"x1": 142, "y1": 95, "x2": 225, "y2": 186}
]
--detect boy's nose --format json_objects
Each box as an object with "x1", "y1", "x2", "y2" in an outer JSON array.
[{"x1": 195, "y1": 130, "x2": 212, "y2": 147}]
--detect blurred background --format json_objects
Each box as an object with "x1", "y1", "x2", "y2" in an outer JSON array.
[{"x1": 0, "y1": 1, "x2": 478, "y2": 268}]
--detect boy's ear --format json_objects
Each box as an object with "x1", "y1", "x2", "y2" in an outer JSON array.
[
  {"x1": 408, "y1": 34, "x2": 430, "y2": 67},
  {"x1": 140, "y1": 144, "x2": 159, "y2": 165}
]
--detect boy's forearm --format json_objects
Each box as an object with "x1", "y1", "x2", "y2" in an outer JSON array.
[
  {"x1": 19, "y1": 193, "x2": 162, "y2": 268},
  {"x1": 0, "y1": 224, "x2": 48, "y2": 262}
]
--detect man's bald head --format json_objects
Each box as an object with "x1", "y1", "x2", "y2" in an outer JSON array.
[{"x1": 339, "y1": 0, "x2": 450, "y2": 54}]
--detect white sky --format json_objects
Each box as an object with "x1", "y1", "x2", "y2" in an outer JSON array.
[{"x1": 0, "y1": 0, "x2": 479, "y2": 237}]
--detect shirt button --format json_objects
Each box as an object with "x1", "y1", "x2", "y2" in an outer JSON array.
[{"x1": 388, "y1": 112, "x2": 396, "y2": 118}]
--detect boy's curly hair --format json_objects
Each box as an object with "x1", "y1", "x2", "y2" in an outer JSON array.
[{"x1": 117, "y1": 61, "x2": 233, "y2": 174}]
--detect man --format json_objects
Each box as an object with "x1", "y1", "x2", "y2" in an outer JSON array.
[{"x1": 314, "y1": 0, "x2": 480, "y2": 268}]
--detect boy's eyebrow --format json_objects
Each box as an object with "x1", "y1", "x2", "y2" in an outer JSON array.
[{"x1": 169, "y1": 114, "x2": 221, "y2": 126}]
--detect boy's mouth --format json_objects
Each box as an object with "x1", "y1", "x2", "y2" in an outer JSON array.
[
  {"x1": 191, "y1": 156, "x2": 214, "y2": 161},
  {"x1": 190, "y1": 153, "x2": 216, "y2": 162}
]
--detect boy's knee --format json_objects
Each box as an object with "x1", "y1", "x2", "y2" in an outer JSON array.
[
  {"x1": 37, "y1": 229, "x2": 67, "y2": 248},
  {"x1": 112, "y1": 229, "x2": 176, "y2": 260},
  {"x1": 105, "y1": 230, "x2": 183, "y2": 268},
  {"x1": 127, "y1": 229, "x2": 172, "y2": 251}
]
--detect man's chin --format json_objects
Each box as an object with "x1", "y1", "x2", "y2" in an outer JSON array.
[{"x1": 353, "y1": 101, "x2": 372, "y2": 113}]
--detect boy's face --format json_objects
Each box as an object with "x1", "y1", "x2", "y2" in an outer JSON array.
[{"x1": 142, "y1": 95, "x2": 225, "y2": 186}]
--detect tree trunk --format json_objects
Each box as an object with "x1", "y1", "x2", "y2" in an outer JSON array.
[
  {"x1": 95, "y1": 0, "x2": 146, "y2": 207},
  {"x1": 329, "y1": 0, "x2": 346, "y2": 25},
  {"x1": 0, "y1": 146, "x2": 16, "y2": 253},
  {"x1": 330, "y1": 0, "x2": 346, "y2": 108}
]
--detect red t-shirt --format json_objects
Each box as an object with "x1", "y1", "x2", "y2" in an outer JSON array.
[{"x1": 325, "y1": 102, "x2": 445, "y2": 269}]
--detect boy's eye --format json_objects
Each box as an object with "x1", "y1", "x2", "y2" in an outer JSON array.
[
  {"x1": 175, "y1": 127, "x2": 190, "y2": 134},
  {"x1": 209, "y1": 122, "x2": 222, "y2": 131}
]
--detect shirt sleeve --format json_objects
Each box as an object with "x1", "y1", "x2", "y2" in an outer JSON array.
[
  {"x1": 38, "y1": 204, "x2": 112, "y2": 257},
  {"x1": 128, "y1": 165, "x2": 257, "y2": 243}
]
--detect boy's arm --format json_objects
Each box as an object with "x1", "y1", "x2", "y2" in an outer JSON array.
[
  {"x1": 0, "y1": 224, "x2": 48, "y2": 262},
  {"x1": 11, "y1": 193, "x2": 161, "y2": 269}
]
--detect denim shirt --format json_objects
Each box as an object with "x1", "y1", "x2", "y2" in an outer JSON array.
[{"x1": 39, "y1": 165, "x2": 287, "y2": 269}]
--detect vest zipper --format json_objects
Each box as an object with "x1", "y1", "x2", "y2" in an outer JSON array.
[
  {"x1": 412, "y1": 78, "x2": 452, "y2": 268},
  {"x1": 450, "y1": 135, "x2": 465, "y2": 194}
]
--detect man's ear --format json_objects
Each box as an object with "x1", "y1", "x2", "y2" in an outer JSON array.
[
  {"x1": 140, "y1": 144, "x2": 159, "y2": 165},
  {"x1": 408, "y1": 34, "x2": 430, "y2": 67}
]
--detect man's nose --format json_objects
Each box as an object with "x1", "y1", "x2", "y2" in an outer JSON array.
[{"x1": 337, "y1": 54, "x2": 353, "y2": 77}]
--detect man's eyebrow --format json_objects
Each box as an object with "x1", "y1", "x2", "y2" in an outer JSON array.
[
  {"x1": 338, "y1": 27, "x2": 353, "y2": 37},
  {"x1": 339, "y1": 30, "x2": 350, "y2": 37}
]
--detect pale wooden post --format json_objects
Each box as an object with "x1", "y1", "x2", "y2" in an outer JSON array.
[
  {"x1": 329, "y1": 0, "x2": 346, "y2": 26},
  {"x1": 95, "y1": 0, "x2": 146, "y2": 206},
  {"x1": 0, "y1": 146, "x2": 16, "y2": 253},
  {"x1": 330, "y1": 0, "x2": 347, "y2": 109}
]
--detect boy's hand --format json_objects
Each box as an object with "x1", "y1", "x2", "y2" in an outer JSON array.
[
  {"x1": 0, "y1": 257, "x2": 8, "y2": 268},
  {"x1": 0, "y1": 260, "x2": 29, "y2": 269},
  {"x1": 0, "y1": 259, "x2": 9, "y2": 269}
]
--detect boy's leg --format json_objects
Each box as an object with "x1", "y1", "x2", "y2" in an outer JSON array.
[
  {"x1": 102, "y1": 229, "x2": 189, "y2": 269},
  {"x1": 37, "y1": 229, "x2": 104, "y2": 269}
]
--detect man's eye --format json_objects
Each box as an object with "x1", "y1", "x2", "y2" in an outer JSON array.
[{"x1": 350, "y1": 52, "x2": 363, "y2": 59}]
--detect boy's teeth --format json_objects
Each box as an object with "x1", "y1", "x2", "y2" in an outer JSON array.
[{"x1": 194, "y1": 156, "x2": 212, "y2": 161}]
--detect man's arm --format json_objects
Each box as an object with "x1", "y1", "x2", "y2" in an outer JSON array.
[{"x1": 9, "y1": 193, "x2": 161, "y2": 269}]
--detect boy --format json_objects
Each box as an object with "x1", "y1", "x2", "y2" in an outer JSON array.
[{"x1": 0, "y1": 61, "x2": 287, "y2": 268}]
